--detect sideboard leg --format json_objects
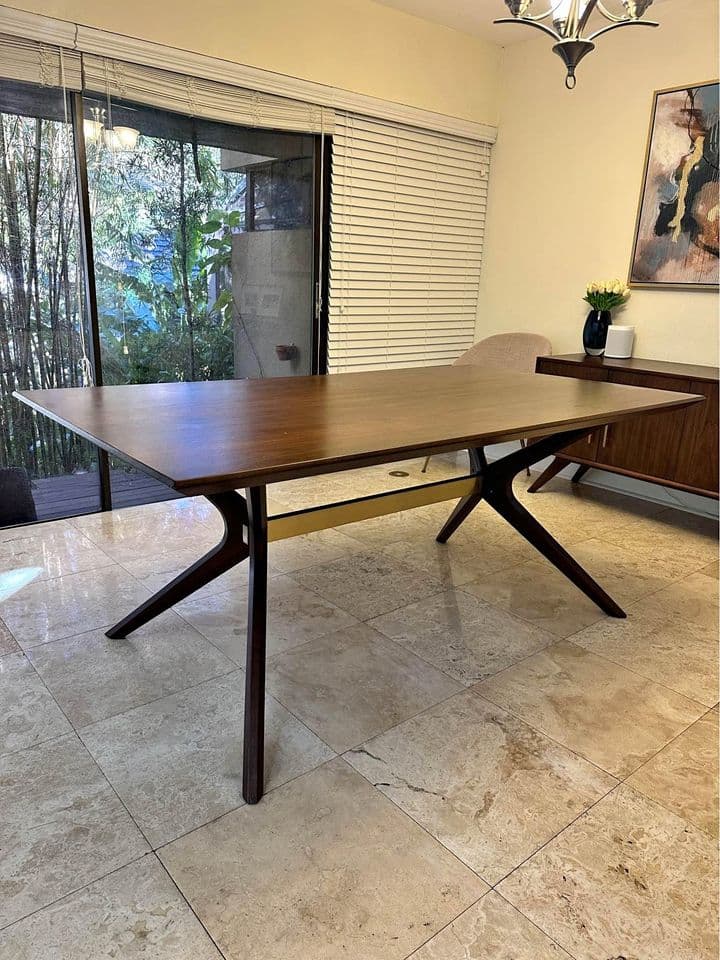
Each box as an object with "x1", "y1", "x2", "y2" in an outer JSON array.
[{"x1": 572, "y1": 464, "x2": 591, "y2": 484}]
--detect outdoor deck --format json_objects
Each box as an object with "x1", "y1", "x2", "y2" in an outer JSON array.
[{"x1": 31, "y1": 469, "x2": 181, "y2": 522}]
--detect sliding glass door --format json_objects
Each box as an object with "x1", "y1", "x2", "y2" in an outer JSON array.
[
  {"x1": 0, "y1": 79, "x2": 100, "y2": 524},
  {"x1": 82, "y1": 96, "x2": 321, "y2": 507},
  {"x1": 0, "y1": 71, "x2": 326, "y2": 525}
]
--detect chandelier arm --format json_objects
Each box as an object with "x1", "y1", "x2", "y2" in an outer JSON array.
[
  {"x1": 587, "y1": 18, "x2": 659, "y2": 41},
  {"x1": 595, "y1": 1, "x2": 627, "y2": 23},
  {"x1": 493, "y1": 17, "x2": 562, "y2": 40},
  {"x1": 577, "y1": 0, "x2": 600, "y2": 32},
  {"x1": 518, "y1": 1, "x2": 567, "y2": 23}
]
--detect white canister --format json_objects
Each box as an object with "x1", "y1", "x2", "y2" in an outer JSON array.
[{"x1": 605, "y1": 325, "x2": 635, "y2": 359}]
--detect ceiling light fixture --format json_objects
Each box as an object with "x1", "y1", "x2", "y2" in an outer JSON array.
[{"x1": 495, "y1": 0, "x2": 659, "y2": 89}]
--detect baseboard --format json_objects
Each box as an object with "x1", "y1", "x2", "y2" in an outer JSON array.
[{"x1": 449, "y1": 442, "x2": 719, "y2": 520}]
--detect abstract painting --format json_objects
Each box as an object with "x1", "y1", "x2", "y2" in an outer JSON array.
[{"x1": 629, "y1": 82, "x2": 719, "y2": 289}]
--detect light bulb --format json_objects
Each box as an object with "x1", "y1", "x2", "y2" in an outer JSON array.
[
  {"x1": 623, "y1": 0, "x2": 653, "y2": 17},
  {"x1": 553, "y1": 0, "x2": 591, "y2": 35},
  {"x1": 83, "y1": 118, "x2": 103, "y2": 143},
  {"x1": 102, "y1": 126, "x2": 140, "y2": 151},
  {"x1": 113, "y1": 126, "x2": 140, "y2": 150}
]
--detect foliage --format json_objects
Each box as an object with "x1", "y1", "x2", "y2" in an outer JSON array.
[
  {"x1": 0, "y1": 111, "x2": 247, "y2": 481},
  {"x1": 87, "y1": 134, "x2": 245, "y2": 386},
  {"x1": 0, "y1": 112, "x2": 90, "y2": 478}
]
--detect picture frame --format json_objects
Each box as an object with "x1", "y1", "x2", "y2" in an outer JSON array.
[{"x1": 629, "y1": 81, "x2": 719, "y2": 291}]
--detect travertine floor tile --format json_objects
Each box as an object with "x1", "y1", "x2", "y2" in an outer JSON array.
[
  {"x1": 0, "y1": 618, "x2": 19, "y2": 656},
  {"x1": 176, "y1": 575, "x2": 358, "y2": 662},
  {"x1": 267, "y1": 623, "x2": 461, "y2": 752},
  {"x1": 0, "y1": 518, "x2": 71, "y2": 543},
  {"x1": 291, "y1": 551, "x2": 443, "y2": 620},
  {"x1": 1, "y1": 565, "x2": 151, "y2": 649},
  {"x1": 0, "y1": 856, "x2": 222, "y2": 959},
  {"x1": 0, "y1": 735, "x2": 148, "y2": 928},
  {"x1": 476, "y1": 641, "x2": 706, "y2": 777},
  {"x1": 631, "y1": 569, "x2": 719, "y2": 630},
  {"x1": 370, "y1": 589, "x2": 552, "y2": 685},
  {"x1": 347, "y1": 691, "x2": 615, "y2": 884},
  {"x1": 603, "y1": 508, "x2": 718, "y2": 572},
  {"x1": 120, "y1": 544, "x2": 273, "y2": 599},
  {"x1": 160, "y1": 758, "x2": 486, "y2": 960},
  {"x1": 498, "y1": 786, "x2": 719, "y2": 960},
  {"x1": 72, "y1": 509, "x2": 218, "y2": 564},
  {"x1": 381, "y1": 536, "x2": 523, "y2": 588},
  {"x1": 573, "y1": 604, "x2": 718, "y2": 706},
  {"x1": 0, "y1": 653, "x2": 72, "y2": 755},
  {"x1": 338, "y1": 509, "x2": 439, "y2": 548},
  {"x1": 28, "y1": 612, "x2": 234, "y2": 727},
  {"x1": 461, "y1": 562, "x2": 605, "y2": 639},
  {"x1": 0, "y1": 524, "x2": 114, "y2": 582},
  {"x1": 269, "y1": 527, "x2": 366, "y2": 574},
  {"x1": 463, "y1": 540, "x2": 670, "y2": 638},
  {"x1": 407, "y1": 892, "x2": 572, "y2": 959},
  {"x1": 627, "y1": 709, "x2": 719, "y2": 837},
  {"x1": 81, "y1": 672, "x2": 334, "y2": 847}
]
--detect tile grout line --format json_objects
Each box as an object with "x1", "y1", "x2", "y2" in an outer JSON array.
[
  {"x1": 0, "y1": 850, "x2": 152, "y2": 935},
  {"x1": 154, "y1": 855, "x2": 230, "y2": 960}
]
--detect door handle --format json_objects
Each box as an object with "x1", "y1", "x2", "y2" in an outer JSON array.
[{"x1": 602, "y1": 425, "x2": 609, "y2": 447}]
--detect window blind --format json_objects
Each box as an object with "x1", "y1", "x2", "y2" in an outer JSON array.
[
  {"x1": 0, "y1": 34, "x2": 81, "y2": 89},
  {"x1": 328, "y1": 113, "x2": 491, "y2": 372},
  {"x1": 81, "y1": 55, "x2": 333, "y2": 134}
]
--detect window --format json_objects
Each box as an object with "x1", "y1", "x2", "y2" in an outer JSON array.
[
  {"x1": 0, "y1": 43, "x2": 328, "y2": 526},
  {"x1": 0, "y1": 78, "x2": 100, "y2": 524}
]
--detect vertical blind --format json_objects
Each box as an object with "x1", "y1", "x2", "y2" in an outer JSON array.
[{"x1": 328, "y1": 112, "x2": 492, "y2": 372}]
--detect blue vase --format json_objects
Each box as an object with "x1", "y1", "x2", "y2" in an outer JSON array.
[{"x1": 583, "y1": 310, "x2": 611, "y2": 357}]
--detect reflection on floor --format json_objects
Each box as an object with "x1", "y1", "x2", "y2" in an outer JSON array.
[{"x1": 0, "y1": 456, "x2": 718, "y2": 959}]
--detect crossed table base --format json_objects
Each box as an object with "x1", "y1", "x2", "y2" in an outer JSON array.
[{"x1": 105, "y1": 426, "x2": 625, "y2": 805}]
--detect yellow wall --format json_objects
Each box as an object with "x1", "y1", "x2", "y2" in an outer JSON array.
[
  {"x1": 0, "y1": 0, "x2": 501, "y2": 125},
  {"x1": 477, "y1": 0, "x2": 719, "y2": 365}
]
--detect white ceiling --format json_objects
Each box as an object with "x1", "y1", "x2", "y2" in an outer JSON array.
[{"x1": 373, "y1": 0, "x2": 669, "y2": 45}]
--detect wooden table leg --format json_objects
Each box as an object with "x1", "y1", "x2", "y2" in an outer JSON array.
[
  {"x1": 436, "y1": 448, "x2": 486, "y2": 543},
  {"x1": 527, "y1": 456, "x2": 567, "y2": 493},
  {"x1": 106, "y1": 490, "x2": 248, "y2": 639},
  {"x1": 242, "y1": 486, "x2": 268, "y2": 804},
  {"x1": 435, "y1": 430, "x2": 626, "y2": 619}
]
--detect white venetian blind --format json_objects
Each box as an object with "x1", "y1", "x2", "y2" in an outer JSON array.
[
  {"x1": 0, "y1": 34, "x2": 81, "y2": 89},
  {"x1": 328, "y1": 112, "x2": 491, "y2": 372},
  {"x1": 81, "y1": 55, "x2": 333, "y2": 134}
]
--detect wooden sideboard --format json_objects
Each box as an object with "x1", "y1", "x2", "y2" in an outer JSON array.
[{"x1": 530, "y1": 354, "x2": 719, "y2": 499}]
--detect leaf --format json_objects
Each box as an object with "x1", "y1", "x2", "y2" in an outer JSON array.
[
  {"x1": 210, "y1": 289, "x2": 232, "y2": 312},
  {"x1": 199, "y1": 220, "x2": 221, "y2": 234}
]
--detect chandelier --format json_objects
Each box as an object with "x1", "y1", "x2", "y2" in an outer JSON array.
[{"x1": 495, "y1": 1, "x2": 659, "y2": 88}]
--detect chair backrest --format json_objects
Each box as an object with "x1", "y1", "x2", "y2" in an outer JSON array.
[{"x1": 453, "y1": 333, "x2": 552, "y2": 374}]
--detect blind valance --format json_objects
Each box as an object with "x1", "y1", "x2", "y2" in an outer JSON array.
[
  {"x1": 0, "y1": 33, "x2": 81, "y2": 89},
  {"x1": 81, "y1": 55, "x2": 334, "y2": 134}
]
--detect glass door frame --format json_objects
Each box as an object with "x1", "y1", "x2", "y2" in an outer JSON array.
[{"x1": 61, "y1": 91, "x2": 330, "y2": 515}]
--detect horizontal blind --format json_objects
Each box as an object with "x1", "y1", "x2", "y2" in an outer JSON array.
[
  {"x1": 82, "y1": 55, "x2": 333, "y2": 134},
  {"x1": 328, "y1": 112, "x2": 491, "y2": 372},
  {"x1": 0, "y1": 34, "x2": 81, "y2": 89}
]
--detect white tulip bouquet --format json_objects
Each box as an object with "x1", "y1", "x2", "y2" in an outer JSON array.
[{"x1": 584, "y1": 279, "x2": 631, "y2": 313}]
